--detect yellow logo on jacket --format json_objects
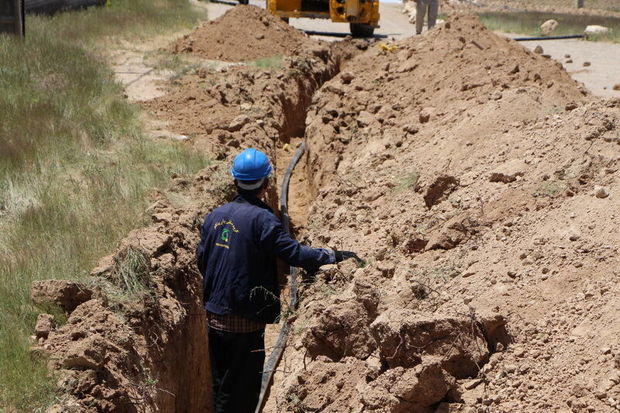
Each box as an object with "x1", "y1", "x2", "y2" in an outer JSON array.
[{"x1": 214, "y1": 220, "x2": 238, "y2": 249}]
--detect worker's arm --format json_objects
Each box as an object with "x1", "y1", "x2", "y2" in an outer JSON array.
[
  {"x1": 260, "y1": 215, "x2": 336, "y2": 270},
  {"x1": 196, "y1": 218, "x2": 210, "y2": 275}
]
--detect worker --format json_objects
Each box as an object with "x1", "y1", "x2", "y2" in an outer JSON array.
[
  {"x1": 196, "y1": 148, "x2": 357, "y2": 413},
  {"x1": 415, "y1": 0, "x2": 439, "y2": 35}
]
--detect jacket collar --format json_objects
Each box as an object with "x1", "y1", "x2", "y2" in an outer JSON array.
[{"x1": 234, "y1": 193, "x2": 273, "y2": 212}]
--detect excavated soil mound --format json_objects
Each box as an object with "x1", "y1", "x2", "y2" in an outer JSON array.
[
  {"x1": 268, "y1": 13, "x2": 620, "y2": 413},
  {"x1": 170, "y1": 5, "x2": 317, "y2": 61}
]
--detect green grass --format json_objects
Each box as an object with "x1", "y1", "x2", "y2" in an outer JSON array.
[
  {"x1": 394, "y1": 170, "x2": 420, "y2": 192},
  {"x1": 478, "y1": 11, "x2": 620, "y2": 43},
  {"x1": 0, "y1": 0, "x2": 207, "y2": 410},
  {"x1": 251, "y1": 54, "x2": 284, "y2": 70},
  {"x1": 533, "y1": 180, "x2": 567, "y2": 197}
]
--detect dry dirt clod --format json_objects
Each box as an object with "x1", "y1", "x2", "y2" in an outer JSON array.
[
  {"x1": 370, "y1": 309, "x2": 493, "y2": 377},
  {"x1": 423, "y1": 175, "x2": 459, "y2": 208},
  {"x1": 31, "y1": 280, "x2": 93, "y2": 313},
  {"x1": 583, "y1": 61, "x2": 592, "y2": 67},
  {"x1": 303, "y1": 300, "x2": 377, "y2": 361},
  {"x1": 340, "y1": 71, "x2": 355, "y2": 84},
  {"x1": 489, "y1": 159, "x2": 527, "y2": 183},
  {"x1": 228, "y1": 114, "x2": 251, "y2": 132},
  {"x1": 419, "y1": 107, "x2": 434, "y2": 123},
  {"x1": 534, "y1": 45, "x2": 544, "y2": 54},
  {"x1": 34, "y1": 313, "x2": 55, "y2": 339}
]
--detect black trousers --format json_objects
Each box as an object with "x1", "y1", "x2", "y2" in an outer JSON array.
[{"x1": 208, "y1": 327, "x2": 265, "y2": 413}]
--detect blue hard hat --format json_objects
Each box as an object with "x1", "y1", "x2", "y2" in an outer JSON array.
[{"x1": 231, "y1": 148, "x2": 273, "y2": 181}]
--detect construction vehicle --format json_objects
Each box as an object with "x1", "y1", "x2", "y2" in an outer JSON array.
[{"x1": 266, "y1": 0, "x2": 379, "y2": 37}]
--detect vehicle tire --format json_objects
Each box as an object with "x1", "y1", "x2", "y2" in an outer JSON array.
[
  {"x1": 239, "y1": 0, "x2": 249, "y2": 4},
  {"x1": 350, "y1": 23, "x2": 374, "y2": 38}
]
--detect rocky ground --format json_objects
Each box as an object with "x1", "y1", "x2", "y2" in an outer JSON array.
[
  {"x1": 271, "y1": 13, "x2": 620, "y2": 413},
  {"x1": 29, "y1": 5, "x2": 620, "y2": 413}
]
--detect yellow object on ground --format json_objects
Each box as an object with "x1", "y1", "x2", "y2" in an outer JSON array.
[{"x1": 379, "y1": 42, "x2": 398, "y2": 52}]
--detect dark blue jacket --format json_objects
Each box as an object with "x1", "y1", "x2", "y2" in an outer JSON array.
[{"x1": 196, "y1": 194, "x2": 335, "y2": 324}]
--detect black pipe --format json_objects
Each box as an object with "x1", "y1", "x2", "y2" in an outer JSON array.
[
  {"x1": 514, "y1": 34, "x2": 584, "y2": 41},
  {"x1": 255, "y1": 142, "x2": 306, "y2": 413}
]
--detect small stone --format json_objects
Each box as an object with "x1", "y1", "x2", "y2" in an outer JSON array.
[
  {"x1": 419, "y1": 107, "x2": 434, "y2": 123},
  {"x1": 566, "y1": 59, "x2": 573, "y2": 63},
  {"x1": 403, "y1": 123, "x2": 419, "y2": 134},
  {"x1": 594, "y1": 186, "x2": 609, "y2": 199},
  {"x1": 534, "y1": 45, "x2": 544, "y2": 54},
  {"x1": 357, "y1": 111, "x2": 375, "y2": 127},
  {"x1": 583, "y1": 61, "x2": 591, "y2": 67},
  {"x1": 565, "y1": 54, "x2": 571, "y2": 58},
  {"x1": 255, "y1": 33, "x2": 265, "y2": 40},
  {"x1": 568, "y1": 231, "x2": 581, "y2": 241},
  {"x1": 540, "y1": 19, "x2": 558, "y2": 35},
  {"x1": 228, "y1": 115, "x2": 251, "y2": 132},
  {"x1": 585, "y1": 25, "x2": 610, "y2": 36},
  {"x1": 565, "y1": 102, "x2": 578, "y2": 111},
  {"x1": 340, "y1": 71, "x2": 355, "y2": 84},
  {"x1": 505, "y1": 364, "x2": 518, "y2": 373},
  {"x1": 613, "y1": 84, "x2": 620, "y2": 91},
  {"x1": 464, "y1": 378, "x2": 484, "y2": 390}
]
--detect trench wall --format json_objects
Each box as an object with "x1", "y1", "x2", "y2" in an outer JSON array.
[{"x1": 31, "y1": 40, "x2": 358, "y2": 412}]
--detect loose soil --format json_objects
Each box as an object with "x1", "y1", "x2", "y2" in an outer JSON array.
[
  {"x1": 29, "y1": 6, "x2": 620, "y2": 413},
  {"x1": 170, "y1": 5, "x2": 317, "y2": 62},
  {"x1": 272, "y1": 13, "x2": 619, "y2": 412}
]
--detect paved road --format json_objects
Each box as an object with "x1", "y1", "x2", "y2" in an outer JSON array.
[
  {"x1": 513, "y1": 37, "x2": 620, "y2": 98},
  {"x1": 202, "y1": 0, "x2": 620, "y2": 97}
]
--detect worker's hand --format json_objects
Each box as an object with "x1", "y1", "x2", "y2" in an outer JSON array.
[{"x1": 334, "y1": 250, "x2": 365, "y2": 266}]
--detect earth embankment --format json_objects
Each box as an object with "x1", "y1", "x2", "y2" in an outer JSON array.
[{"x1": 273, "y1": 13, "x2": 619, "y2": 413}]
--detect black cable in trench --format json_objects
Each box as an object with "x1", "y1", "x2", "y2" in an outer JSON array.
[{"x1": 255, "y1": 142, "x2": 306, "y2": 413}]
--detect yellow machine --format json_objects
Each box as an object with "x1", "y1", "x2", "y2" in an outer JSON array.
[{"x1": 266, "y1": 0, "x2": 379, "y2": 37}]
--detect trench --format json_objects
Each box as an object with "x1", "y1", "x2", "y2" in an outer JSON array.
[{"x1": 147, "y1": 47, "x2": 348, "y2": 413}]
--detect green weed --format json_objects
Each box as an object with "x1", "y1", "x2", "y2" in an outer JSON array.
[
  {"x1": 117, "y1": 248, "x2": 150, "y2": 296},
  {"x1": 533, "y1": 180, "x2": 567, "y2": 197},
  {"x1": 251, "y1": 55, "x2": 284, "y2": 70},
  {"x1": 394, "y1": 169, "x2": 420, "y2": 192},
  {"x1": 0, "y1": 0, "x2": 208, "y2": 410}
]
